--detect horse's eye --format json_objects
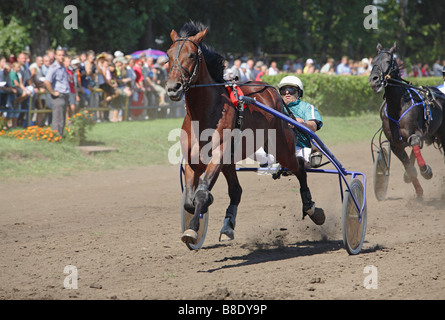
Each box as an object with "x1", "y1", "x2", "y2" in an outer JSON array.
[{"x1": 189, "y1": 53, "x2": 197, "y2": 60}]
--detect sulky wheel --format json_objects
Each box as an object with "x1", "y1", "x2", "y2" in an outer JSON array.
[
  {"x1": 373, "y1": 146, "x2": 390, "y2": 201},
  {"x1": 180, "y1": 187, "x2": 209, "y2": 250},
  {"x1": 342, "y1": 178, "x2": 367, "y2": 255}
]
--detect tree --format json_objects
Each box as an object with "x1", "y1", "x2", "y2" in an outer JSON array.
[{"x1": 0, "y1": 16, "x2": 30, "y2": 57}]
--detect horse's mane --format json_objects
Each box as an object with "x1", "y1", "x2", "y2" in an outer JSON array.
[{"x1": 178, "y1": 21, "x2": 226, "y2": 83}]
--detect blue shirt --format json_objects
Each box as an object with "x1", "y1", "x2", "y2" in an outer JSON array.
[
  {"x1": 45, "y1": 61, "x2": 70, "y2": 94},
  {"x1": 286, "y1": 99, "x2": 323, "y2": 148},
  {"x1": 336, "y1": 63, "x2": 351, "y2": 75}
]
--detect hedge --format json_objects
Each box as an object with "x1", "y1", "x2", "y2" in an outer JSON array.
[{"x1": 261, "y1": 73, "x2": 443, "y2": 116}]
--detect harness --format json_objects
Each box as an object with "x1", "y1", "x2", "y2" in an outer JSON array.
[
  {"x1": 384, "y1": 87, "x2": 430, "y2": 146},
  {"x1": 373, "y1": 50, "x2": 443, "y2": 146},
  {"x1": 225, "y1": 84, "x2": 246, "y2": 129}
]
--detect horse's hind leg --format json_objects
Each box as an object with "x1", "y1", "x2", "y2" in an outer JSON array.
[
  {"x1": 392, "y1": 145, "x2": 423, "y2": 196},
  {"x1": 219, "y1": 164, "x2": 242, "y2": 241},
  {"x1": 409, "y1": 134, "x2": 433, "y2": 180}
]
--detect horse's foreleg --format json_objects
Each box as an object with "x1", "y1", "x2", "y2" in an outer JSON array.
[
  {"x1": 181, "y1": 163, "x2": 206, "y2": 244},
  {"x1": 183, "y1": 163, "x2": 202, "y2": 213},
  {"x1": 182, "y1": 158, "x2": 222, "y2": 244},
  {"x1": 219, "y1": 164, "x2": 242, "y2": 241}
]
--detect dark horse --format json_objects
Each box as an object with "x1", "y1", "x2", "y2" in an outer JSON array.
[
  {"x1": 369, "y1": 43, "x2": 445, "y2": 197},
  {"x1": 166, "y1": 21, "x2": 325, "y2": 245}
]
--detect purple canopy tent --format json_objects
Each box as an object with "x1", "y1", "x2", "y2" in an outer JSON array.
[{"x1": 130, "y1": 49, "x2": 167, "y2": 59}]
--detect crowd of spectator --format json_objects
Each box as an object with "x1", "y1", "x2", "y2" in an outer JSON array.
[
  {"x1": 225, "y1": 55, "x2": 445, "y2": 81},
  {"x1": 0, "y1": 48, "x2": 169, "y2": 129},
  {"x1": 1, "y1": 46, "x2": 444, "y2": 131}
]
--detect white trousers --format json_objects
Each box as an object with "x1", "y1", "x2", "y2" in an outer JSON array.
[{"x1": 252, "y1": 146, "x2": 311, "y2": 165}]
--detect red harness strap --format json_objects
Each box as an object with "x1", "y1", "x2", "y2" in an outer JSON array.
[{"x1": 226, "y1": 84, "x2": 246, "y2": 109}]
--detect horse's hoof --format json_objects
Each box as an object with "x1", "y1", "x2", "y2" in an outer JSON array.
[
  {"x1": 219, "y1": 216, "x2": 235, "y2": 241},
  {"x1": 219, "y1": 226, "x2": 234, "y2": 241},
  {"x1": 420, "y1": 165, "x2": 433, "y2": 180},
  {"x1": 219, "y1": 231, "x2": 234, "y2": 242},
  {"x1": 219, "y1": 225, "x2": 234, "y2": 241},
  {"x1": 181, "y1": 229, "x2": 198, "y2": 244},
  {"x1": 305, "y1": 206, "x2": 326, "y2": 225}
]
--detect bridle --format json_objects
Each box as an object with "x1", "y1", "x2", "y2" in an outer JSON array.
[
  {"x1": 372, "y1": 50, "x2": 398, "y2": 88},
  {"x1": 168, "y1": 37, "x2": 202, "y2": 92}
]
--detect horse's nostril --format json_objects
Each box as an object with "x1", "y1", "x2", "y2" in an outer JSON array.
[
  {"x1": 168, "y1": 82, "x2": 182, "y2": 92},
  {"x1": 372, "y1": 76, "x2": 379, "y2": 82}
]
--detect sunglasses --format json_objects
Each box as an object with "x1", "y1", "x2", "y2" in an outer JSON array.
[{"x1": 279, "y1": 86, "x2": 298, "y2": 96}]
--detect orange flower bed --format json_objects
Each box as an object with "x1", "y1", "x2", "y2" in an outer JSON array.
[{"x1": 1, "y1": 126, "x2": 62, "y2": 142}]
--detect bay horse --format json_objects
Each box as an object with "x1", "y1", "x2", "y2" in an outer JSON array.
[
  {"x1": 369, "y1": 43, "x2": 445, "y2": 197},
  {"x1": 166, "y1": 21, "x2": 325, "y2": 246}
]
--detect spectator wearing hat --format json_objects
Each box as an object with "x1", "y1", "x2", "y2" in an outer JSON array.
[
  {"x1": 303, "y1": 59, "x2": 314, "y2": 74},
  {"x1": 357, "y1": 59, "x2": 370, "y2": 76},
  {"x1": 111, "y1": 56, "x2": 132, "y2": 122},
  {"x1": 65, "y1": 56, "x2": 77, "y2": 117},
  {"x1": 239, "y1": 62, "x2": 249, "y2": 81}
]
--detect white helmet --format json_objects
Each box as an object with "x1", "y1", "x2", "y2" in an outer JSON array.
[{"x1": 278, "y1": 76, "x2": 304, "y2": 96}]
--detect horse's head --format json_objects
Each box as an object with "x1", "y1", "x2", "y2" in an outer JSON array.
[
  {"x1": 369, "y1": 42, "x2": 398, "y2": 93},
  {"x1": 166, "y1": 28, "x2": 208, "y2": 101}
]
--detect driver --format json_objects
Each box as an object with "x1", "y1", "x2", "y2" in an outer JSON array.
[
  {"x1": 254, "y1": 75, "x2": 323, "y2": 169},
  {"x1": 278, "y1": 76, "x2": 323, "y2": 164}
]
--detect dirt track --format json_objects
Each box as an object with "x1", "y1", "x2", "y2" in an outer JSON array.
[{"x1": 1, "y1": 141, "x2": 444, "y2": 300}]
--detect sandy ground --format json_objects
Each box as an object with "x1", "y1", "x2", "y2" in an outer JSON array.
[{"x1": 1, "y1": 141, "x2": 444, "y2": 300}]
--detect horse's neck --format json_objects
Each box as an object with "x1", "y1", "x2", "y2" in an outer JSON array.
[{"x1": 385, "y1": 85, "x2": 404, "y2": 117}]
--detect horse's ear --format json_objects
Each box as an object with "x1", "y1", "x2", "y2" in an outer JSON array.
[
  {"x1": 376, "y1": 43, "x2": 382, "y2": 52},
  {"x1": 389, "y1": 42, "x2": 397, "y2": 53},
  {"x1": 170, "y1": 30, "x2": 180, "y2": 42},
  {"x1": 190, "y1": 28, "x2": 208, "y2": 44}
]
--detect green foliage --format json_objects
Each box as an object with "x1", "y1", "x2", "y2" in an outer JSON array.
[
  {"x1": 64, "y1": 110, "x2": 95, "y2": 146},
  {"x1": 262, "y1": 74, "x2": 443, "y2": 116},
  {"x1": 0, "y1": 16, "x2": 30, "y2": 57},
  {"x1": 0, "y1": 1, "x2": 443, "y2": 66}
]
